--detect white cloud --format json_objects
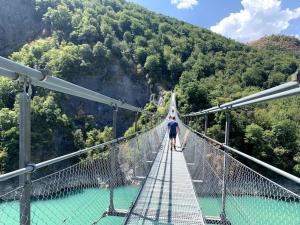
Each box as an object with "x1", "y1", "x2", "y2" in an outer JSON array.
[
  {"x1": 171, "y1": 0, "x2": 198, "y2": 9},
  {"x1": 293, "y1": 34, "x2": 300, "y2": 40},
  {"x1": 210, "y1": 0, "x2": 300, "y2": 42}
]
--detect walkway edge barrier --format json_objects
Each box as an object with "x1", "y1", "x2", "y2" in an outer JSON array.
[
  {"x1": 123, "y1": 130, "x2": 167, "y2": 224},
  {"x1": 183, "y1": 124, "x2": 300, "y2": 186},
  {"x1": 0, "y1": 126, "x2": 156, "y2": 183}
]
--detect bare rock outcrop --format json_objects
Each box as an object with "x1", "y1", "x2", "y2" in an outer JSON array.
[{"x1": 0, "y1": 0, "x2": 43, "y2": 56}]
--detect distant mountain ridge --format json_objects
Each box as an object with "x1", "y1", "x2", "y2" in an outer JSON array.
[{"x1": 249, "y1": 35, "x2": 300, "y2": 55}]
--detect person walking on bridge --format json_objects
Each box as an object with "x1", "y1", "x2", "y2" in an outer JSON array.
[{"x1": 168, "y1": 116, "x2": 179, "y2": 150}]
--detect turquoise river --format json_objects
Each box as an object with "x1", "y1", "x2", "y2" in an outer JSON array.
[{"x1": 1, "y1": 186, "x2": 300, "y2": 224}]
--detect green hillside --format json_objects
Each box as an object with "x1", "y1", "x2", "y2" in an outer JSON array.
[{"x1": 0, "y1": 0, "x2": 299, "y2": 176}]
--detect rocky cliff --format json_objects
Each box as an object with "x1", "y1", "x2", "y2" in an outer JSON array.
[
  {"x1": 64, "y1": 61, "x2": 151, "y2": 136},
  {"x1": 0, "y1": 0, "x2": 43, "y2": 56}
]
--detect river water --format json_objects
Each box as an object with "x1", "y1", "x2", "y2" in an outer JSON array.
[
  {"x1": 0, "y1": 186, "x2": 138, "y2": 225},
  {"x1": 199, "y1": 196, "x2": 300, "y2": 225},
  {"x1": 1, "y1": 186, "x2": 300, "y2": 225}
]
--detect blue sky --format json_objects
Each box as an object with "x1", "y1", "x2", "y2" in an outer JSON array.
[{"x1": 127, "y1": 0, "x2": 300, "y2": 43}]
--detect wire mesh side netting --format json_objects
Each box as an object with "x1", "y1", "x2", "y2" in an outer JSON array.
[
  {"x1": 178, "y1": 121, "x2": 300, "y2": 225},
  {"x1": 117, "y1": 121, "x2": 167, "y2": 185},
  {"x1": 0, "y1": 121, "x2": 167, "y2": 225}
]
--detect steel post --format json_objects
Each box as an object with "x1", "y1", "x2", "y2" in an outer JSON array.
[
  {"x1": 134, "y1": 112, "x2": 139, "y2": 132},
  {"x1": 221, "y1": 111, "x2": 230, "y2": 222},
  {"x1": 145, "y1": 140, "x2": 152, "y2": 173},
  {"x1": 133, "y1": 112, "x2": 139, "y2": 176},
  {"x1": 19, "y1": 82, "x2": 32, "y2": 225},
  {"x1": 150, "y1": 115, "x2": 153, "y2": 128},
  {"x1": 193, "y1": 134, "x2": 196, "y2": 164},
  {"x1": 202, "y1": 138, "x2": 206, "y2": 181},
  {"x1": 204, "y1": 114, "x2": 208, "y2": 135},
  {"x1": 201, "y1": 115, "x2": 208, "y2": 181},
  {"x1": 109, "y1": 107, "x2": 118, "y2": 213}
]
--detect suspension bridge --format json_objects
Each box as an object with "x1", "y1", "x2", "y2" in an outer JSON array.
[{"x1": 0, "y1": 56, "x2": 300, "y2": 225}]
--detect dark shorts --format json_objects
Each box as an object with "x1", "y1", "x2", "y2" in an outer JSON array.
[{"x1": 169, "y1": 133, "x2": 176, "y2": 139}]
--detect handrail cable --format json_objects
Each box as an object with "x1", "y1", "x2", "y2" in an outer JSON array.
[
  {"x1": 184, "y1": 78, "x2": 300, "y2": 117},
  {"x1": 0, "y1": 56, "x2": 145, "y2": 113}
]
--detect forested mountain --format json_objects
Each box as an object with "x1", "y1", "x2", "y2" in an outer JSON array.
[
  {"x1": 0, "y1": 0, "x2": 299, "y2": 177},
  {"x1": 249, "y1": 35, "x2": 300, "y2": 56}
]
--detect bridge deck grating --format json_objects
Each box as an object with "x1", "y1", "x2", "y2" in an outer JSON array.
[{"x1": 125, "y1": 133, "x2": 205, "y2": 225}]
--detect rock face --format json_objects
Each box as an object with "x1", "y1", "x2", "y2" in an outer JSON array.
[
  {"x1": 62, "y1": 61, "x2": 150, "y2": 136},
  {"x1": 0, "y1": 0, "x2": 43, "y2": 56}
]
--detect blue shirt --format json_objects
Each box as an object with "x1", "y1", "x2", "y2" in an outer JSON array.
[{"x1": 168, "y1": 120, "x2": 178, "y2": 135}]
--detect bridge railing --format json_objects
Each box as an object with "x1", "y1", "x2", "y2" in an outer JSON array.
[
  {"x1": 179, "y1": 122, "x2": 300, "y2": 225},
  {"x1": 0, "y1": 56, "x2": 167, "y2": 224},
  {"x1": 179, "y1": 77, "x2": 300, "y2": 224},
  {"x1": 0, "y1": 121, "x2": 166, "y2": 225}
]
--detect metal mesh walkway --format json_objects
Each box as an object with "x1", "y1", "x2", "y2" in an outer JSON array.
[{"x1": 125, "y1": 132, "x2": 205, "y2": 225}]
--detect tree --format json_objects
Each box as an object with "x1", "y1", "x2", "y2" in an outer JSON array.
[
  {"x1": 167, "y1": 54, "x2": 183, "y2": 82},
  {"x1": 272, "y1": 120, "x2": 298, "y2": 150},
  {"x1": 73, "y1": 129, "x2": 84, "y2": 150},
  {"x1": 93, "y1": 42, "x2": 108, "y2": 66},
  {"x1": 134, "y1": 36, "x2": 147, "y2": 47},
  {"x1": 85, "y1": 126, "x2": 113, "y2": 147},
  {"x1": 130, "y1": 20, "x2": 144, "y2": 35},
  {"x1": 44, "y1": 43, "x2": 82, "y2": 78},
  {"x1": 134, "y1": 47, "x2": 148, "y2": 65},
  {"x1": 0, "y1": 78, "x2": 20, "y2": 109},
  {"x1": 245, "y1": 123, "x2": 265, "y2": 145},
  {"x1": 70, "y1": 24, "x2": 99, "y2": 44},
  {"x1": 0, "y1": 108, "x2": 18, "y2": 172},
  {"x1": 159, "y1": 23, "x2": 173, "y2": 33},
  {"x1": 118, "y1": 15, "x2": 131, "y2": 32},
  {"x1": 43, "y1": 4, "x2": 73, "y2": 38},
  {"x1": 267, "y1": 72, "x2": 286, "y2": 88},
  {"x1": 242, "y1": 67, "x2": 267, "y2": 87},
  {"x1": 123, "y1": 31, "x2": 133, "y2": 43},
  {"x1": 184, "y1": 82, "x2": 209, "y2": 112},
  {"x1": 208, "y1": 124, "x2": 224, "y2": 143},
  {"x1": 144, "y1": 54, "x2": 162, "y2": 83}
]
